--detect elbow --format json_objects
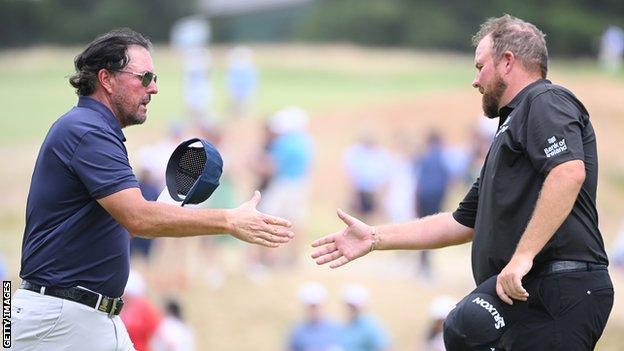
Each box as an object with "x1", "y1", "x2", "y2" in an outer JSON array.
[
  {"x1": 125, "y1": 219, "x2": 149, "y2": 237},
  {"x1": 552, "y1": 160, "x2": 585, "y2": 189},
  {"x1": 567, "y1": 161, "x2": 586, "y2": 188},
  {"x1": 123, "y1": 209, "x2": 154, "y2": 237}
]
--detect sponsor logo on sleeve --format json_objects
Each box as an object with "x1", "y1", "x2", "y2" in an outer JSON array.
[{"x1": 543, "y1": 136, "x2": 567, "y2": 158}]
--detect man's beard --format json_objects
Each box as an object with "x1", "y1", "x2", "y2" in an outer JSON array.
[
  {"x1": 482, "y1": 74, "x2": 507, "y2": 119},
  {"x1": 112, "y1": 93, "x2": 148, "y2": 127}
]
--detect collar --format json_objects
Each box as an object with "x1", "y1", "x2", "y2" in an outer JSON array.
[
  {"x1": 77, "y1": 96, "x2": 126, "y2": 142},
  {"x1": 498, "y1": 78, "x2": 550, "y2": 122}
]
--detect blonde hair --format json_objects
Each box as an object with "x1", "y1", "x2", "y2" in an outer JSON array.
[{"x1": 472, "y1": 14, "x2": 548, "y2": 78}]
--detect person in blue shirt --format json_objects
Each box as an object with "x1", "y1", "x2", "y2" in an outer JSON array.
[
  {"x1": 288, "y1": 282, "x2": 341, "y2": 351},
  {"x1": 338, "y1": 285, "x2": 389, "y2": 351},
  {"x1": 257, "y1": 107, "x2": 315, "y2": 266},
  {"x1": 414, "y1": 131, "x2": 450, "y2": 279},
  {"x1": 11, "y1": 28, "x2": 293, "y2": 351}
]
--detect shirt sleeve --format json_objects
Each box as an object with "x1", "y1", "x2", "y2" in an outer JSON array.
[
  {"x1": 525, "y1": 91, "x2": 585, "y2": 174},
  {"x1": 70, "y1": 130, "x2": 139, "y2": 199},
  {"x1": 368, "y1": 320, "x2": 390, "y2": 349},
  {"x1": 452, "y1": 178, "x2": 479, "y2": 228}
]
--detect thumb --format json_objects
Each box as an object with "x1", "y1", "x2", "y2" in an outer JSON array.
[
  {"x1": 249, "y1": 190, "x2": 261, "y2": 208},
  {"x1": 337, "y1": 208, "x2": 357, "y2": 226}
]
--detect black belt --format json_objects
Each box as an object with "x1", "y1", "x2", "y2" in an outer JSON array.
[
  {"x1": 535, "y1": 260, "x2": 607, "y2": 276},
  {"x1": 20, "y1": 281, "x2": 124, "y2": 316}
]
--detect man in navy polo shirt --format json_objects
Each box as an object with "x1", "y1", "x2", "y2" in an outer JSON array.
[{"x1": 11, "y1": 28, "x2": 293, "y2": 351}]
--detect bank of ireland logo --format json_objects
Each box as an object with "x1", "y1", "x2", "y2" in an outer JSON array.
[{"x1": 543, "y1": 135, "x2": 567, "y2": 158}]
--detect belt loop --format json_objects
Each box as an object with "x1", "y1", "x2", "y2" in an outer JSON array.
[
  {"x1": 94, "y1": 294, "x2": 103, "y2": 311},
  {"x1": 108, "y1": 299, "x2": 118, "y2": 318},
  {"x1": 39, "y1": 286, "x2": 46, "y2": 295}
]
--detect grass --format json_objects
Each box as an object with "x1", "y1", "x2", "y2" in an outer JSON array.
[{"x1": 0, "y1": 46, "x2": 475, "y2": 144}]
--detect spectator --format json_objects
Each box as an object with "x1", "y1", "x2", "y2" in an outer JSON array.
[
  {"x1": 150, "y1": 298, "x2": 196, "y2": 351},
  {"x1": 260, "y1": 107, "x2": 315, "y2": 266},
  {"x1": 288, "y1": 282, "x2": 341, "y2": 351},
  {"x1": 227, "y1": 46, "x2": 258, "y2": 118},
  {"x1": 339, "y1": 285, "x2": 390, "y2": 351},
  {"x1": 137, "y1": 121, "x2": 185, "y2": 190},
  {"x1": 414, "y1": 131, "x2": 450, "y2": 279},
  {"x1": 120, "y1": 270, "x2": 162, "y2": 351},
  {"x1": 423, "y1": 295, "x2": 456, "y2": 351},
  {"x1": 599, "y1": 25, "x2": 624, "y2": 72},
  {"x1": 343, "y1": 133, "x2": 390, "y2": 223},
  {"x1": 247, "y1": 120, "x2": 280, "y2": 278},
  {"x1": 383, "y1": 132, "x2": 416, "y2": 224},
  {"x1": 130, "y1": 169, "x2": 161, "y2": 261}
]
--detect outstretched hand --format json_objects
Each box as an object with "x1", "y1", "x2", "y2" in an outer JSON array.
[
  {"x1": 310, "y1": 209, "x2": 373, "y2": 268},
  {"x1": 227, "y1": 191, "x2": 294, "y2": 248}
]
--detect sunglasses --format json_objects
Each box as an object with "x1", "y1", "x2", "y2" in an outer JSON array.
[{"x1": 114, "y1": 70, "x2": 157, "y2": 87}]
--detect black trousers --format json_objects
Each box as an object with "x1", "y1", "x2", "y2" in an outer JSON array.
[
  {"x1": 497, "y1": 269, "x2": 613, "y2": 350},
  {"x1": 445, "y1": 268, "x2": 613, "y2": 350}
]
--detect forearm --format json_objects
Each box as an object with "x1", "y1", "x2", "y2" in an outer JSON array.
[
  {"x1": 131, "y1": 201, "x2": 231, "y2": 238},
  {"x1": 513, "y1": 160, "x2": 585, "y2": 259},
  {"x1": 375, "y1": 212, "x2": 473, "y2": 250}
]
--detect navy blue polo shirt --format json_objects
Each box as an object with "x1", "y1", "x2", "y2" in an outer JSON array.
[{"x1": 20, "y1": 96, "x2": 139, "y2": 297}]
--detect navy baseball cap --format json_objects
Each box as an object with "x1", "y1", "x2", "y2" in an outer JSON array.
[
  {"x1": 443, "y1": 275, "x2": 519, "y2": 350},
  {"x1": 166, "y1": 138, "x2": 223, "y2": 206}
]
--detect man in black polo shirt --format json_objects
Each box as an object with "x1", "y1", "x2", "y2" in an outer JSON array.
[
  {"x1": 11, "y1": 28, "x2": 293, "y2": 350},
  {"x1": 311, "y1": 14, "x2": 613, "y2": 350}
]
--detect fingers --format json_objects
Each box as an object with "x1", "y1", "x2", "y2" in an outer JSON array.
[
  {"x1": 496, "y1": 274, "x2": 529, "y2": 306},
  {"x1": 252, "y1": 237, "x2": 280, "y2": 248},
  {"x1": 314, "y1": 250, "x2": 342, "y2": 265},
  {"x1": 337, "y1": 208, "x2": 356, "y2": 226},
  {"x1": 496, "y1": 278, "x2": 514, "y2": 305},
  {"x1": 311, "y1": 234, "x2": 336, "y2": 248},
  {"x1": 262, "y1": 214, "x2": 292, "y2": 229},
  {"x1": 329, "y1": 256, "x2": 350, "y2": 269},
  {"x1": 255, "y1": 232, "x2": 292, "y2": 244},
  {"x1": 510, "y1": 275, "x2": 529, "y2": 301},
  {"x1": 310, "y1": 243, "x2": 337, "y2": 259}
]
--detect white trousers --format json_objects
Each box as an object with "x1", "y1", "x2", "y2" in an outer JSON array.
[{"x1": 9, "y1": 289, "x2": 135, "y2": 351}]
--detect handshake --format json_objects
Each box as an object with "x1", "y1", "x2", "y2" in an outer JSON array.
[{"x1": 160, "y1": 137, "x2": 373, "y2": 266}]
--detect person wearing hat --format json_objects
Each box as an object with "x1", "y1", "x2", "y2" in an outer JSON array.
[
  {"x1": 312, "y1": 14, "x2": 612, "y2": 350},
  {"x1": 11, "y1": 28, "x2": 293, "y2": 351},
  {"x1": 424, "y1": 295, "x2": 456, "y2": 351},
  {"x1": 338, "y1": 285, "x2": 389, "y2": 351},
  {"x1": 287, "y1": 282, "x2": 341, "y2": 351}
]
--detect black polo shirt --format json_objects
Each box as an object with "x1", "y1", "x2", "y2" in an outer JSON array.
[
  {"x1": 20, "y1": 96, "x2": 139, "y2": 297},
  {"x1": 453, "y1": 79, "x2": 608, "y2": 285}
]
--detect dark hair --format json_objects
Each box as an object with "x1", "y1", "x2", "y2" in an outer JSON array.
[
  {"x1": 472, "y1": 14, "x2": 548, "y2": 78},
  {"x1": 165, "y1": 298, "x2": 183, "y2": 320},
  {"x1": 69, "y1": 28, "x2": 152, "y2": 96}
]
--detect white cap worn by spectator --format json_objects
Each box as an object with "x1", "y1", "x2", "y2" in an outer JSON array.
[
  {"x1": 429, "y1": 295, "x2": 456, "y2": 320},
  {"x1": 342, "y1": 284, "x2": 369, "y2": 308},
  {"x1": 298, "y1": 282, "x2": 327, "y2": 305},
  {"x1": 270, "y1": 107, "x2": 309, "y2": 135},
  {"x1": 124, "y1": 270, "x2": 147, "y2": 297}
]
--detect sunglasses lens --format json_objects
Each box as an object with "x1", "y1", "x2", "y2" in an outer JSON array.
[{"x1": 141, "y1": 72, "x2": 153, "y2": 87}]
